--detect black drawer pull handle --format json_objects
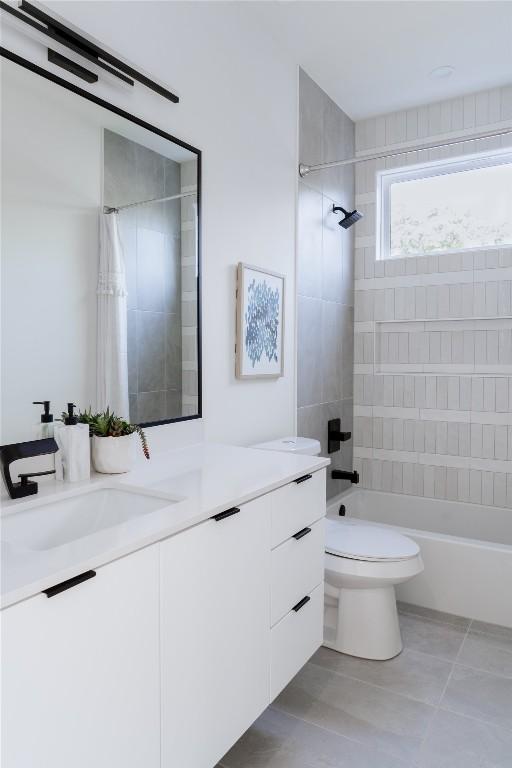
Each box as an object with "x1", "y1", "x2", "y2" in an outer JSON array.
[
  {"x1": 294, "y1": 474, "x2": 312, "y2": 484},
  {"x1": 211, "y1": 507, "x2": 240, "y2": 522},
  {"x1": 292, "y1": 595, "x2": 311, "y2": 613},
  {"x1": 43, "y1": 570, "x2": 96, "y2": 598},
  {"x1": 293, "y1": 526, "x2": 312, "y2": 540}
]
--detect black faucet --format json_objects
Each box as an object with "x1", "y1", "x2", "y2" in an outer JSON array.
[
  {"x1": 328, "y1": 418, "x2": 352, "y2": 454},
  {"x1": 0, "y1": 438, "x2": 58, "y2": 499},
  {"x1": 332, "y1": 469, "x2": 359, "y2": 484}
]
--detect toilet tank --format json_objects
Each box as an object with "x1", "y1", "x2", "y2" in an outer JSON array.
[{"x1": 251, "y1": 437, "x2": 321, "y2": 456}]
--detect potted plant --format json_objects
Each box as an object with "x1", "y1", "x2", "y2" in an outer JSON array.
[{"x1": 77, "y1": 408, "x2": 150, "y2": 474}]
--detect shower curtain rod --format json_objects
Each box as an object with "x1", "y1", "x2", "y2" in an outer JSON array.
[
  {"x1": 298, "y1": 125, "x2": 512, "y2": 177},
  {"x1": 103, "y1": 190, "x2": 196, "y2": 214}
]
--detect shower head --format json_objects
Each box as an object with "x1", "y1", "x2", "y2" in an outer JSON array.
[{"x1": 332, "y1": 205, "x2": 363, "y2": 229}]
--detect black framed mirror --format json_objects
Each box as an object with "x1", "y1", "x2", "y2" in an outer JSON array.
[{"x1": 1, "y1": 50, "x2": 201, "y2": 444}]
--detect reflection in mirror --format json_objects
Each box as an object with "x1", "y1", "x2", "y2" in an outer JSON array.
[{"x1": 1, "y1": 58, "x2": 200, "y2": 445}]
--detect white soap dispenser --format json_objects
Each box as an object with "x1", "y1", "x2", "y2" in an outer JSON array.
[
  {"x1": 54, "y1": 403, "x2": 90, "y2": 482},
  {"x1": 33, "y1": 400, "x2": 54, "y2": 439}
]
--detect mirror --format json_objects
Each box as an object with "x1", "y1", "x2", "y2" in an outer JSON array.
[{"x1": 1, "y1": 57, "x2": 201, "y2": 444}]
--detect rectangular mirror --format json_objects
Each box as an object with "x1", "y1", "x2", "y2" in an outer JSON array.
[{"x1": 1, "y1": 56, "x2": 201, "y2": 444}]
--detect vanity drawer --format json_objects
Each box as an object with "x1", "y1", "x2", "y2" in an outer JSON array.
[
  {"x1": 270, "y1": 468, "x2": 326, "y2": 548},
  {"x1": 270, "y1": 583, "x2": 323, "y2": 700},
  {"x1": 271, "y1": 518, "x2": 324, "y2": 626}
]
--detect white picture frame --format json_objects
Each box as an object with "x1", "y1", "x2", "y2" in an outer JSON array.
[{"x1": 235, "y1": 262, "x2": 285, "y2": 379}]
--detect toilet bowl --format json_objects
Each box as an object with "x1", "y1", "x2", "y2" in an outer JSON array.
[{"x1": 324, "y1": 518, "x2": 423, "y2": 660}]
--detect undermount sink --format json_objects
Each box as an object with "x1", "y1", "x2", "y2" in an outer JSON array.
[{"x1": 1, "y1": 486, "x2": 177, "y2": 552}]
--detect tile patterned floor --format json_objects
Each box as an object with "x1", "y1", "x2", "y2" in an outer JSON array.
[{"x1": 219, "y1": 602, "x2": 512, "y2": 768}]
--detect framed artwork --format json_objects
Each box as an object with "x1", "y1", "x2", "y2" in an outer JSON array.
[{"x1": 236, "y1": 262, "x2": 285, "y2": 379}]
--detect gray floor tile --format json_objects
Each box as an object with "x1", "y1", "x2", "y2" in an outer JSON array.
[
  {"x1": 399, "y1": 612, "x2": 467, "y2": 662},
  {"x1": 397, "y1": 601, "x2": 471, "y2": 630},
  {"x1": 221, "y1": 707, "x2": 409, "y2": 768},
  {"x1": 312, "y1": 646, "x2": 452, "y2": 706},
  {"x1": 442, "y1": 665, "x2": 512, "y2": 731},
  {"x1": 273, "y1": 661, "x2": 435, "y2": 763},
  {"x1": 457, "y1": 630, "x2": 512, "y2": 678},
  {"x1": 418, "y1": 709, "x2": 512, "y2": 768}
]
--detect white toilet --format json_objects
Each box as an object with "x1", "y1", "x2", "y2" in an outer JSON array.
[
  {"x1": 324, "y1": 518, "x2": 423, "y2": 660},
  {"x1": 251, "y1": 436, "x2": 423, "y2": 661}
]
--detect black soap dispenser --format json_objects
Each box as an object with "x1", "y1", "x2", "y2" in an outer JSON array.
[
  {"x1": 33, "y1": 400, "x2": 54, "y2": 439},
  {"x1": 63, "y1": 402, "x2": 78, "y2": 425}
]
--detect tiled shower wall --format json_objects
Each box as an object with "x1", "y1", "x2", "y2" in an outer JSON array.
[
  {"x1": 353, "y1": 85, "x2": 512, "y2": 508},
  {"x1": 297, "y1": 69, "x2": 355, "y2": 499},
  {"x1": 104, "y1": 130, "x2": 182, "y2": 423}
]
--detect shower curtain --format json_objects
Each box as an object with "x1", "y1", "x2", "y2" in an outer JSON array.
[{"x1": 96, "y1": 212, "x2": 129, "y2": 419}]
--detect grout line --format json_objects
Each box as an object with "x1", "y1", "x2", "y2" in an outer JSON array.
[
  {"x1": 307, "y1": 658, "x2": 444, "y2": 708},
  {"x1": 269, "y1": 704, "x2": 412, "y2": 766}
]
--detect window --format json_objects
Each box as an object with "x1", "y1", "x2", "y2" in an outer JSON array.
[{"x1": 377, "y1": 152, "x2": 512, "y2": 260}]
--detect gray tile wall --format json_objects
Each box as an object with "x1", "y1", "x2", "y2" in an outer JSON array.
[
  {"x1": 353, "y1": 87, "x2": 512, "y2": 508},
  {"x1": 104, "y1": 129, "x2": 182, "y2": 423},
  {"x1": 297, "y1": 70, "x2": 356, "y2": 499}
]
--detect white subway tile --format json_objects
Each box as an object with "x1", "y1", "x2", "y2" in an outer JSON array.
[
  {"x1": 469, "y1": 470, "x2": 482, "y2": 504},
  {"x1": 414, "y1": 421, "x2": 425, "y2": 452},
  {"x1": 403, "y1": 375, "x2": 415, "y2": 407},
  {"x1": 449, "y1": 284, "x2": 462, "y2": 317},
  {"x1": 495, "y1": 425, "x2": 508, "y2": 460},
  {"x1": 383, "y1": 376, "x2": 394, "y2": 406},
  {"x1": 447, "y1": 422, "x2": 459, "y2": 455},
  {"x1": 471, "y1": 377, "x2": 484, "y2": 411},
  {"x1": 392, "y1": 419, "x2": 404, "y2": 451},
  {"x1": 434, "y1": 466, "x2": 447, "y2": 499},
  {"x1": 425, "y1": 421, "x2": 436, "y2": 454},
  {"x1": 372, "y1": 417, "x2": 383, "y2": 449},
  {"x1": 424, "y1": 465, "x2": 435, "y2": 497},
  {"x1": 460, "y1": 377, "x2": 472, "y2": 410},
  {"x1": 436, "y1": 421, "x2": 448, "y2": 454},
  {"x1": 451, "y1": 331, "x2": 464, "y2": 364},
  {"x1": 402, "y1": 462, "x2": 415, "y2": 494},
  {"x1": 461, "y1": 283, "x2": 474, "y2": 316},
  {"x1": 381, "y1": 460, "x2": 392, "y2": 492},
  {"x1": 474, "y1": 283, "x2": 486, "y2": 316},
  {"x1": 462, "y1": 331, "x2": 475, "y2": 365},
  {"x1": 441, "y1": 331, "x2": 452, "y2": 363},
  {"x1": 393, "y1": 375, "x2": 404, "y2": 406},
  {"x1": 495, "y1": 377, "x2": 509, "y2": 412},
  {"x1": 446, "y1": 467, "x2": 458, "y2": 500},
  {"x1": 457, "y1": 468, "x2": 470, "y2": 502},
  {"x1": 447, "y1": 376, "x2": 460, "y2": 410},
  {"x1": 482, "y1": 424, "x2": 495, "y2": 459},
  {"x1": 471, "y1": 423, "x2": 483, "y2": 458},
  {"x1": 474, "y1": 330, "x2": 486, "y2": 364},
  {"x1": 485, "y1": 282, "x2": 498, "y2": 316},
  {"x1": 481, "y1": 471, "x2": 494, "y2": 505},
  {"x1": 414, "y1": 376, "x2": 426, "y2": 408},
  {"x1": 429, "y1": 332, "x2": 441, "y2": 363},
  {"x1": 498, "y1": 281, "x2": 511, "y2": 315},
  {"x1": 483, "y1": 377, "x2": 496, "y2": 411},
  {"x1": 425, "y1": 376, "x2": 437, "y2": 408},
  {"x1": 426, "y1": 286, "x2": 438, "y2": 318},
  {"x1": 494, "y1": 472, "x2": 507, "y2": 507},
  {"x1": 403, "y1": 420, "x2": 415, "y2": 452},
  {"x1": 499, "y1": 330, "x2": 512, "y2": 364},
  {"x1": 438, "y1": 285, "x2": 450, "y2": 318},
  {"x1": 437, "y1": 376, "x2": 448, "y2": 409},
  {"x1": 382, "y1": 418, "x2": 393, "y2": 449},
  {"x1": 486, "y1": 330, "x2": 499, "y2": 364},
  {"x1": 392, "y1": 462, "x2": 403, "y2": 493},
  {"x1": 459, "y1": 423, "x2": 470, "y2": 456},
  {"x1": 506, "y1": 475, "x2": 512, "y2": 509}
]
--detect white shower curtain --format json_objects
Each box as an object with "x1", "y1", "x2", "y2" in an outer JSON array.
[{"x1": 96, "y1": 212, "x2": 129, "y2": 419}]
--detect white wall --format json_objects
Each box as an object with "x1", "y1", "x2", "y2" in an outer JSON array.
[
  {"x1": 2, "y1": 1, "x2": 298, "y2": 448},
  {"x1": 353, "y1": 86, "x2": 512, "y2": 509},
  {"x1": 1, "y1": 61, "x2": 99, "y2": 443}
]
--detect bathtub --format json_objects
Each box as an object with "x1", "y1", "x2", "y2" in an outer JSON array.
[{"x1": 327, "y1": 489, "x2": 512, "y2": 628}]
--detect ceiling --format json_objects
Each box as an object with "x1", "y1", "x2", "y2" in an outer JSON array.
[{"x1": 248, "y1": 1, "x2": 512, "y2": 121}]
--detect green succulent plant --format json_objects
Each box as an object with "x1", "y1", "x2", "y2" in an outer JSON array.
[{"x1": 73, "y1": 408, "x2": 150, "y2": 460}]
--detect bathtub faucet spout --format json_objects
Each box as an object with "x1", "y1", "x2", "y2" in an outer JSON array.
[{"x1": 332, "y1": 469, "x2": 359, "y2": 484}]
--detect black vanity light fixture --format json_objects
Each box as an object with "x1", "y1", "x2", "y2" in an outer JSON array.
[{"x1": 0, "y1": 0, "x2": 179, "y2": 102}]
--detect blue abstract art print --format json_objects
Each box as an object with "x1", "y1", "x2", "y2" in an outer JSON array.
[{"x1": 236, "y1": 263, "x2": 284, "y2": 378}]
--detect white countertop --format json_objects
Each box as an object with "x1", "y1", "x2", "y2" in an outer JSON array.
[{"x1": 1, "y1": 443, "x2": 329, "y2": 609}]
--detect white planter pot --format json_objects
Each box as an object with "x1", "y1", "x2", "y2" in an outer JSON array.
[{"x1": 92, "y1": 434, "x2": 135, "y2": 474}]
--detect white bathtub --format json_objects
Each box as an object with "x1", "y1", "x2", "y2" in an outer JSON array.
[{"x1": 327, "y1": 489, "x2": 512, "y2": 628}]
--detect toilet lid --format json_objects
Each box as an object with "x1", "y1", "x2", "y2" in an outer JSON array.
[{"x1": 325, "y1": 518, "x2": 420, "y2": 562}]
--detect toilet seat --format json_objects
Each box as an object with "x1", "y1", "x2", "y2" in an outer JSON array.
[{"x1": 325, "y1": 518, "x2": 420, "y2": 562}]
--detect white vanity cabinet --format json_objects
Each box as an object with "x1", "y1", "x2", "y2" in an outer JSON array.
[
  {"x1": 160, "y1": 494, "x2": 271, "y2": 768},
  {"x1": 1, "y1": 546, "x2": 160, "y2": 768},
  {"x1": 1, "y1": 466, "x2": 326, "y2": 768}
]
